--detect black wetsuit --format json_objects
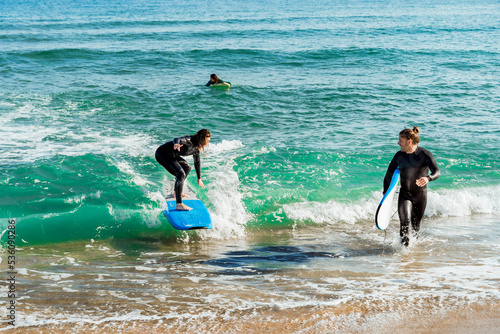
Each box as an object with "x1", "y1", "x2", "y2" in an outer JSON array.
[
  {"x1": 155, "y1": 136, "x2": 201, "y2": 204},
  {"x1": 383, "y1": 147, "x2": 440, "y2": 246},
  {"x1": 205, "y1": 79, "x2": 230, "y2": 86}
]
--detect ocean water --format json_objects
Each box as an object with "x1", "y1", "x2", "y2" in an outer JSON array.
[{"x1": 1, "y1": 0, "x2": 499, "y2": 332}]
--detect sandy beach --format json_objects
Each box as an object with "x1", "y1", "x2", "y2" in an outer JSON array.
[{"x1": 3, "y1": 302, "x2": 498, "y2": 333}]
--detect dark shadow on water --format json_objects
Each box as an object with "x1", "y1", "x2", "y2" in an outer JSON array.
[
  {"x1": 205, "y1": 245, "x2": 340, "y2": 276},
  {"x1": 205, "y1": 244, "x2": 396, "y2": 276}
]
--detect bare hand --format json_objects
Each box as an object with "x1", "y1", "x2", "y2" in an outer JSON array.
[
  {"x1": 173, "y1": 143, "x2": 183, "y2": 151},
  {"x1": 416, "y1": 176, "x2": 429, "y2": 187},
  {"x1": 198, "y1": 179, "x2": 205, "y2": 189}
]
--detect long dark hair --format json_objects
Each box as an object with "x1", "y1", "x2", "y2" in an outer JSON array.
[{"x1": 192, "y1": 129, "x2": 211, "y2": 156}]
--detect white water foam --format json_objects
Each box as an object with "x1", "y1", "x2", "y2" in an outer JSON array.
[
  {"x1": 0, "y1": 96, "x2": 153, "y2": 165},
  {"x1": 427, "y1": 185, "x2": 500, "y2": 216},
  {"x1": 282, "y1": 185, "x2": 500, "y2": 225},
  {"x1": 196, "y1": 140, "x2": 250, "y2": 239}
]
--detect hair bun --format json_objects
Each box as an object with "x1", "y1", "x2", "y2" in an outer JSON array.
[{"x1": 412, "y1": 126, "x2": 419, "y2": 134}]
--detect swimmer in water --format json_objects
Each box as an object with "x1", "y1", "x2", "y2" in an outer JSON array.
[
  {"x1": 205, "y1": 73, "x2": 231, "y2": 86},
  {"x1": 383, "y1": 126, "x2": 440, "y2": 247},
  {"x1": 155, "y1": 129, "x2": 211, "y2": 211}
]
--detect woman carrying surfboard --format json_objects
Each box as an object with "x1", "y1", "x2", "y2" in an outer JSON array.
[
  {"x1": 155, "y1": 129, "x2": 211, "y2": 211},
  {"x1": 383, "y1": 127, "x2": 440, "y2": 247}
]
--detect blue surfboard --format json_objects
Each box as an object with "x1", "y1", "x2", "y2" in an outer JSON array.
[
  {"x1": 163, "y1": 199, "x2": 212, "y2": 230},
  {"x1": 375, "y1": 168, "x2": 400, "y2": 230}
]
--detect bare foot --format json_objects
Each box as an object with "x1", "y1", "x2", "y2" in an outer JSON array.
[
  {"x1": 173, "y1": 192, "x2": 189, "y2": 198},
  {"x1": 176, "y1": 203, "x2": 192, "y2": 211}
]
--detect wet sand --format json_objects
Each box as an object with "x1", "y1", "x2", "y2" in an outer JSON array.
[{"x1": 3, "y1": 301, "x2": 499, "y2": 333}]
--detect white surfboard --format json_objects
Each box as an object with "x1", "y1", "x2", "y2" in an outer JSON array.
[
  {"x1": 211, "y1": 82, "x2": 231, "y2": 88},
  {"x1": 375, "y1": 168, "x2": 400, "y2": 230}
]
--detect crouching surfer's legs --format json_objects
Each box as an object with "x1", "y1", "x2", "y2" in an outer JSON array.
[{"x1": 155, "y1": 153, "x2": 192, "y2": 211}]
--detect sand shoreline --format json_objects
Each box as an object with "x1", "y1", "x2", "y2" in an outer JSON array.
[{"x1": 3, "y1": 302, "x2": 498, "y2": 333}]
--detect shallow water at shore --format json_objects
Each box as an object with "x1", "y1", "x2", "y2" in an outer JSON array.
[{"x1": 1, "y1": 214, "x2": 499, "y2": 333}]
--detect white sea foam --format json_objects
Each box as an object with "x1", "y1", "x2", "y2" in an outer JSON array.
[
  {"x1": 284, "y1": 195, "x2": 380, "y2": 225},
  {"x1": 1, "y1": 123, "x2": 153, "y2": 164},
  {"x1": 200, "y1": 140, "x2": 250, "y2": 239},
  {"x1": 63, "y1": 191, "x2": 101, "y2": 204},
  {"x1": 206, "y1": 139, "x2": 244, "y2": 155},
  {"x1": 107, "y1": 158, "x2": 166, "y2": 228},
  {"x1": 0, "y1": 97, "x2": 153, "y2": 165},
  {"x1": 282, "y1": 185, "x2": 500, "y2": 225},
  {"x1": 40, "y1": 273, "x2": 74, "y2": 281},
  {"x1": 427, "y1": 185, "x2": 500, "y2": 216},
  {"x1": 113, "y1": 160, "x2": 155, "y2": 187}
]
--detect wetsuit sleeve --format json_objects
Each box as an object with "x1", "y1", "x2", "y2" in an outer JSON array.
[
  {"x1": 206, "y1": 80, "x2": 213, "y2": 86},
  {"x1": 193, "y1": 152, "x2": 201, "y2": 179},
  {"x1": 383, "y1": 153, "x2": 399, "y2": 194},
  {"x1": 426, "y1": 150, "x2": 441, "y2": 181},
  {"x1": 173, "y1": 136, "x2": 191, "y2": 146}
]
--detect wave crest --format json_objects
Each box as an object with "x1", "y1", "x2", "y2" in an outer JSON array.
[{"x1": 282, "y1": 185, "x2": 500, "y2": 225}]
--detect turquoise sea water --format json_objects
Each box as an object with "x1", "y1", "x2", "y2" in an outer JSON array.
[
  {"x1": 1, "y1": 0, "x2": 499, "y2": 243},
  {"x1": 1, "y1": 0, "x2": 499, "y2": 331}
]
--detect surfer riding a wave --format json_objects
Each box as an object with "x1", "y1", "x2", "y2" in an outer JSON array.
[
  {"x1": 155, "y1": 129, "x2": 211, "y2": 211},
  {"x1": 383, "y1": 127, "x2": 440, "y2": 247}
]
